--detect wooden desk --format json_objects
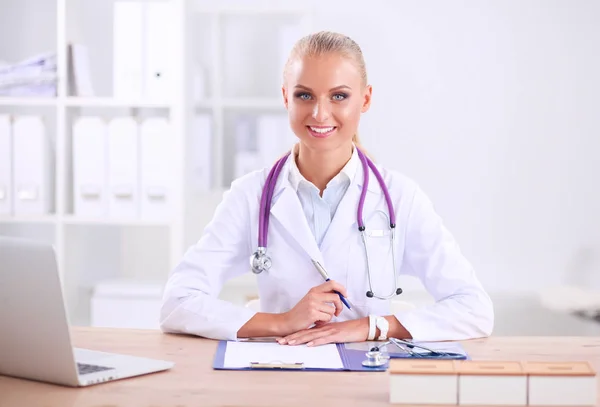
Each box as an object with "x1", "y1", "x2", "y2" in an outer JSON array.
[{"x1": 1, "y1": 328, "x2": 599, "y2": 407}]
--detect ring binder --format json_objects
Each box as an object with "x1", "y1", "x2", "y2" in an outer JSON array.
[{"x1": 250, "y1": 361, "x2": 304, "y2": 369}]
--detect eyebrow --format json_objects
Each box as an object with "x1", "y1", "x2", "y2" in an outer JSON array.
[{"x1": 294, "y1": 85, "x2": 352, "y2": 92}]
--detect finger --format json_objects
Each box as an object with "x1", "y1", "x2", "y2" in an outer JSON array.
[
  {"x1": 320, "y1": 293, "x2": 344, "y2": 316},
  {"x1": 288, "y1": 328, "x2": 334, "y2": 346},
  {"x1": 283, "y1": 312, "x2": 331, "y2": 344},
  {"x1": 317, "y1": 300, "x2": 337, "y2": 317},
  {"x1": 314, "y1": 293, "x2": 343, "y2": 317},
  {"x1": 307, "y1": 333, "x2": 338, "y2": 347},
  {"x1": 315, "y1": 310, "x2": 333, "y2": 324},
  {"x1": 319, "y1": 280, "x2": 349, "y2": 298},
  {"x1": 283, "y1": 328, "x2": 313, "y2": 344}
]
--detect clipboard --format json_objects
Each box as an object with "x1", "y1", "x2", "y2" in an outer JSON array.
[
  {"x1": 212, "y1": 341, "x2": 388, "y2": 372},
  {"x1": 212, "y1": 340, "x2": 469, "y2": 372}
]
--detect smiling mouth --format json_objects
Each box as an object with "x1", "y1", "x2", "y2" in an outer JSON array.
[{"x1": 307, "y1": 125, "x2": 337, "y2": 138}]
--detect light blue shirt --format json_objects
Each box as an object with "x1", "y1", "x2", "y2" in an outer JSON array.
[{"x1": 288, "y1": 147, "x2": 359, "y2": 247}]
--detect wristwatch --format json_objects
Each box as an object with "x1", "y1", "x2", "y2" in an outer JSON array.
[{"x1": 375, "y1": 316, "x2": 389, "y2": 340}]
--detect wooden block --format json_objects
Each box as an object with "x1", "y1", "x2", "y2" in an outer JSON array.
[
  {"x1": 525, "y1": 361, "x2": 597, "y2": 406},
  {"x1": 457, "y1": 361, "x2": 527, "y2": 405},
  {"x1": 389, "y1": 359, "x2": 458, "y2": 405}
]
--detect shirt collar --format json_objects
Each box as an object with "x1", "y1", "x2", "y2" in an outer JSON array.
[{"x1": 288, "y1": 144, "x2": 359, "y2": 192}]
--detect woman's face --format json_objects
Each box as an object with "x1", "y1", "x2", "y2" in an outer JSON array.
[{"x1": 283, "y1": 53, "x2": 372, "y2": 152}]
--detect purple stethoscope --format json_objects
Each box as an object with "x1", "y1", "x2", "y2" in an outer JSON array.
[{"x1": 250, "y1": 147, "x2": 403, "y2": 300}]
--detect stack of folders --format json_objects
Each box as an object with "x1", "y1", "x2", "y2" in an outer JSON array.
[
  {"x1": 72, "y1": 116, "x2": 178, "y2": 221},
  {"x1": 0, "y1": 52, "x2": 57, "y2": 97},
  {"x1": 0, "y1": 115, "x2": 54, "y2": 216},
  {"x1": 389, "y1": 359, "x2": 597, "y2": 406}
]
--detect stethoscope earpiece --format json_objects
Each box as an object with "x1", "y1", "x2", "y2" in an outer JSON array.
[
  {"x1": 396, "y1": 288, "x2": 403, "y2": 295},
  {"x1": 366, "y1": 291, "x2": 374, "y2": 298}
]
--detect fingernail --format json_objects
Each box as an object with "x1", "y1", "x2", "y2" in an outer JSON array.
[
  {"x1": 288, "y1": 340, "x2": 295, "y2": 345},
  {"x1": 278, "y1": 339, "x2": 285, "y2": 344},
  {"x1": 307, "y1": 342, "x2": 313, "y2": 347}
]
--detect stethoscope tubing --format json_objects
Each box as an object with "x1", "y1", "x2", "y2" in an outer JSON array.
[{"x1": 252, "y1": 146, "x2": 403, "y2": 299}]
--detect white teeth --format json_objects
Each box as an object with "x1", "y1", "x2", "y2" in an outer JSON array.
[{"x1": 310, "y1": 126, "x2": 335, "y2": 133}]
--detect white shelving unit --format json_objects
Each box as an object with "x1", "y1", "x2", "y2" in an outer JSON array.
[{"x1": 0, "y1": 0, "x2": 315, "y2": 326}]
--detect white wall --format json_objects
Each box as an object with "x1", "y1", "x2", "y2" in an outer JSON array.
[
  {"x1": 305, "y1": 0, "x2": 600, "y2": 292},
  {"x1": 0, "y1": 0, "x2": 56, "y2": 62}
]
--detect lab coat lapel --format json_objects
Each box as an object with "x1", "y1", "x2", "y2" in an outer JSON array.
[
  {"x1": 320, "y1": 160, "x2": 380, "y2": 254},
  {"x1": 270, "y1": 184, "x2": 323, "y2": 264}
]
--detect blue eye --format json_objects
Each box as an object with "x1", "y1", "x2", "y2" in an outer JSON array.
[
  {"x1": 294, "y1": 92, "x2": 312, "y2": 100},
  {"x1": 332, "y1": 93, "x2": 348, "y2": 101}
]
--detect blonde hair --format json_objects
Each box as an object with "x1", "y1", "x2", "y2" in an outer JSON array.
[{"x1": 283, "y1": 31, "x2": 369, "y2": 152}]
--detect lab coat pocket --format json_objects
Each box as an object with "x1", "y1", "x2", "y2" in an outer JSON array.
[{"x1": 346, "y1": 209, "x2": 398, "y2": 310}]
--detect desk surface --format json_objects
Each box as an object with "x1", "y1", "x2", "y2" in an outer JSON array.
[{"x1": 0, "y1": 328, "x2": 599, "y2": 407}]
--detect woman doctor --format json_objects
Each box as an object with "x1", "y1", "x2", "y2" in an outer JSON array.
[{"x1": 160, "y1": 31, "x2": 494, "y2": 345}]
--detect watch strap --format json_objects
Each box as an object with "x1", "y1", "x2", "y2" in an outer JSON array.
[
  {"x1": 367, "y1": 315, "x2": 376, "y2": 340},
  {"x1": 375, "y1": 316, "x2": 389, "y2": 340}
]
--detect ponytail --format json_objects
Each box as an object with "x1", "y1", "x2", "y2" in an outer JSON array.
[{"x1": 353, "y1": 132, "x2": 372, "y2": 159}]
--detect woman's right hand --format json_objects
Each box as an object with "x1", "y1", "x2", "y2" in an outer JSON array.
[{"x1": 280, "y1": 280, "x2": 349, "y2": 334}]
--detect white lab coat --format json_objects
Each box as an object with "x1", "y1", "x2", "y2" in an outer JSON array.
[{"x1": 160, "y1": 157, "x2": 494, "y2": 341}]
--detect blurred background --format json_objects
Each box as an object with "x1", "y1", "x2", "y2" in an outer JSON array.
[{"x1": 0, "y1": 0, "x2": 599, "y2": 336}]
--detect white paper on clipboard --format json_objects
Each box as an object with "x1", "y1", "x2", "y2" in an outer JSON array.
[{"x1": 223, "y1": 342, "x2": 344, "y2": 369}]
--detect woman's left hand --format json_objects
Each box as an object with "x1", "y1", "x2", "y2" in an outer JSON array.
[{"x1": 278, "y1": 317, "x2": 369, "y2": 346}]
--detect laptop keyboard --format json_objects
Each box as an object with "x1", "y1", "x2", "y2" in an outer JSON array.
[{"x1": 77, "y1": 362, "x2": 114, "y2": 375}]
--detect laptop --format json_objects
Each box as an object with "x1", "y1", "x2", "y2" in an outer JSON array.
[{"x1": 0, "y1": 236, "x2": 174, "y2": 387}]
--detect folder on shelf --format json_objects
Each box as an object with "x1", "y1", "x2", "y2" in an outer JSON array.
[
  {"x1": 113, "y1": 1, "x2": 144, "y2": 99},
  {"x1": 12, "y1": 116, "x2": 54, "y2": 215},
  {"x1": 139, "y1": 117, "x2": 171, "y2": 220},
  {"x1": 113, "y1": 1, "x2": 174, "y2": 101},
  {"x1": 72, "y1": 117, "x2": 108, "y2": 217},
  {"x1": 143, "y1": 1, "x2": 174, "y2": 101},
  {"x1": 107, "y1": 117, "x2": 139, "y2": 218},
  {"x1": 0, "y1": 115, "x2": 12, "y2": 215},
  {"x1": 213, "y1": 341, "x2": 387, "y2": 372},
  {"x1": 69, "y1": 43, "x2": 95, "y2": 97}
]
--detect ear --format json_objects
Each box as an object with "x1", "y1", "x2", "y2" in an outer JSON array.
[
  {"x1": 361, "y1": 85, "x2": 373, "y2": 113},
  {"x1": 282, "y1": 85, "x2": 289, "y2": 110}
]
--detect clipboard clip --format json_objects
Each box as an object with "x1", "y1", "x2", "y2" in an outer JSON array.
[{"x1": 249, "y1": 360, "x2": 304, "y2": 369}]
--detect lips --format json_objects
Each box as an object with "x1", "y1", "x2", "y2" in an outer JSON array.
[{"x1": 307, "y1": 125, "x2": 337, "y2": 138}]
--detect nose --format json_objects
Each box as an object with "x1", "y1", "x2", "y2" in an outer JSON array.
[{"x1": 312, "y1": 100, "x2": 331, "y2": 122}]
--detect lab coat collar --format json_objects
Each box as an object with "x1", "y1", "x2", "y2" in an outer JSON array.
[
  {"x1": 269, "y1": 143, "x2": 380, "y2": 262},
  {"x1": 276, "y1": 143, "x2": 378, "y2": 197},
  {"x1": 287, "y1": 143, "x2": 360, "y2": 192}
]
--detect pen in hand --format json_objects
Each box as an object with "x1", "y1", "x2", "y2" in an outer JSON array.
[{"x1": 311, "y1": 260, "x2": 352, "y2": 310}]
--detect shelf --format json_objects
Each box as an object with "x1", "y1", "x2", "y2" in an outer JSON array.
[
  {"x1": 64, "y1": 97, "x2": 172, "y2": 109},
  {"x1": 0, "y1": 215, "x2": 57, "y2": 224},
  {"x1": 61, "y1": 216, "x2": 171, "y2": 227},
  {"x1": 0, "y1": 97, "x2": 57, "y2": 107},
  {"x1": 221, "y1": 98, "x2": 284, "y2": 109}
]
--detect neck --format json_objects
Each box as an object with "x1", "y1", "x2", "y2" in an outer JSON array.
[{"x1": 296, "y1": 143, "x2": 353, "y2": 193}]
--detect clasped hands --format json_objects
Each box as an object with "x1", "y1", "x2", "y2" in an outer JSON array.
[{"x1": 276, "y1": 281, "x2": 370, "y2": 347}]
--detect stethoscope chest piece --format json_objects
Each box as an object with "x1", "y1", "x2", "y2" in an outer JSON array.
[
  {"x1": 361, "y1": 350, "x2": 389, "y2": 368},
  {"x1": 250, "y1": 247, "x2": 271, "y2": 274}
]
